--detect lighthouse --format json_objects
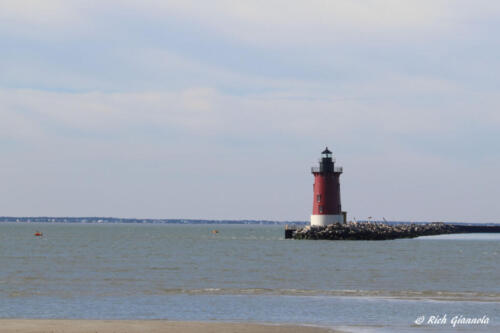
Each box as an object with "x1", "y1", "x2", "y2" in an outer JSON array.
[{"x1": 311, "y1": 147, "x2": 345, "y2": 226}]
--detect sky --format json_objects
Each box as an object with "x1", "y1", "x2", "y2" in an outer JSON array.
[{"x1": 1, "y1": 1, "x2": 499, "y2": 222}]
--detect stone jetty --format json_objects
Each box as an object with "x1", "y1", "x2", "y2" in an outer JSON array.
[{"x1": 289, "y1": 222, "x2": 458, "y2": 240}]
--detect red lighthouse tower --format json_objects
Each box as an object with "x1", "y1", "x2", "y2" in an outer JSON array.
[{"x1": 311, "y1": 147, "x2": 345, "y2": 226}]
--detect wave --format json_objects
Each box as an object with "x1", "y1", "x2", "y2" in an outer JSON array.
[
  {"x1": 5, "y1": 286, "x2": 498, "y2": 302},
  {"x1": 153, "y1": 287, "x2": 500, "y2": 302}
]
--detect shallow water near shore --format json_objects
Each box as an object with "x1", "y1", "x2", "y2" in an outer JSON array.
[{"x1": 0, "y1": 223, "x2": 498, "y2": 332}]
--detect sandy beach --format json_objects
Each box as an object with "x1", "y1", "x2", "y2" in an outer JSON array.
[{"x1": 0, "y1": 320, "x2": 339, "y2": 333}]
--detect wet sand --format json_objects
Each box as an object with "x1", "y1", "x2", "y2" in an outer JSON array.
[{"x1": 0, "y1": 319, "x2": 340, "y2": 333}]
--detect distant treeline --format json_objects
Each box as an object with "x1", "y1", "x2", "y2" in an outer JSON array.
[{"x1": 0, "y1": 216, "x2": 308, "y2": 225}]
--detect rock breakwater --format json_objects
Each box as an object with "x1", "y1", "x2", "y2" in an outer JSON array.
[{"x1": 291, "y1": 222, "x2": 458, "y2": 240}]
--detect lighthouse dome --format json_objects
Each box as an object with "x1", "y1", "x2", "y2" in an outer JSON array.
[{"x1": 322, "y1": 147, "x2": 332, "y2": 155}]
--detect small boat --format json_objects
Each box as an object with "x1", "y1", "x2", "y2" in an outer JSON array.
[
  {"x1": 211, "y1": 230, "x2": 219, "y2": 234},
  {"x1": 34, "y1": 231, "x2": 43, "y2": 237}
]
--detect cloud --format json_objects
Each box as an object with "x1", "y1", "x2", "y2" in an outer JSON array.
[
  {"x1": 3, "y1": 1, "x2": 498, "y2": 45},
  {"x1": 2, "y1": 1, "x2": 499, "y2": 95},
  {"x1": 0, "y1": 1, "x2": 77, "y2": 25},
  {"x1": 1, "y1": 1, "x2": 499, "y2": 220},
  {"x1": 118, "y1": 0, "x2": 462, "y2": 45},
  {"x1": 1, "y1": 74, "x2": 497, "y2": 150},
  {"x1": 1, "y1": 83, "x2": 499, "y2": 220}
]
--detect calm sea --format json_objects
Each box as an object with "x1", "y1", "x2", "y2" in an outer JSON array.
[{"x1": 0, "y1": 223, "x2": 498, "y2": 332}]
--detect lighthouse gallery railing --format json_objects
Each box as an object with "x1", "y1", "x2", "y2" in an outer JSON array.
[{"x1": 311, "y1": 166, "x2": 343, "y2": 173}]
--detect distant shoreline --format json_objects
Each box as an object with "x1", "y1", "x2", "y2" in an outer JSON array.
[
  {"x1": 0, "y1": 217, "x2": 499, "y2": 226},
  {"x1": 0, "y1": 217, "x2": 306, "y2": 225}
]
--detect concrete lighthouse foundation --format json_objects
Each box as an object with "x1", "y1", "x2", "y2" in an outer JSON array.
[{"x1": 310, "y1": 214, "x2": 344, "y2": 227}]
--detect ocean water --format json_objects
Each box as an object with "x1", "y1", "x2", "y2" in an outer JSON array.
[{"x1": 0, "y1": 223, "x2": 498, "y2": 332}]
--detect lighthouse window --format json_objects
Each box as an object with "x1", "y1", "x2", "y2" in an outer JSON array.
[
  {"x1": 319, "y1": 206, "x2": 323, "y2": 213},
  {"x1": 316, "y1": 194, "x2": 321, "y2": 202}
]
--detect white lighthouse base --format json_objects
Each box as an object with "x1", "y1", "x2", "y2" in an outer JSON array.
[{"x1": 310, "y1": 214, "x2": 344, "y2": 227}]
